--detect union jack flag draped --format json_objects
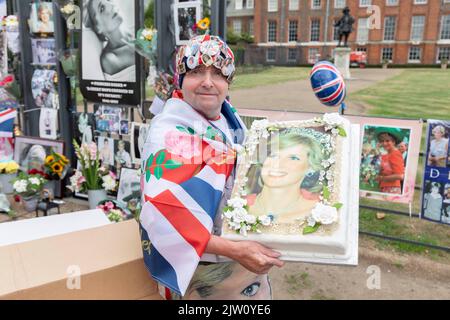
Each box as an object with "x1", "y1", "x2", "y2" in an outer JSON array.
[
  {"x1": 140, "y1": 98, "x2": 245, "y2": 296},
  {"x1": 0, "y1": 108, "x2": 17, "y2": 138}
]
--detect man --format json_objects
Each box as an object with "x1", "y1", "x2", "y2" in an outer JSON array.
[{"x1": 140, "y1": 35, "x2": 284, "y2": 300}]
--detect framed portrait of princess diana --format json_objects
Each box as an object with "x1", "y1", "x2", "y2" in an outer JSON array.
[{"x1": 222, "y1": 114, "x2": 360, "y2": 266}]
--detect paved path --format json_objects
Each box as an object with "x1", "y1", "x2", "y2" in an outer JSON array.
[{"x1": 230, "y1": 68, "x2": 403, "y2": 115}]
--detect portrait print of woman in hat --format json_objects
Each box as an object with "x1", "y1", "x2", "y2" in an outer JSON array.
[{"x1": 360, "y1": 125, "x2": 411, "y2": 195}]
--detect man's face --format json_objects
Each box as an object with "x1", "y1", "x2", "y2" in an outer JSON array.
[{"x1": 181, "y1": 66, "x2": 229, "y2": 120}]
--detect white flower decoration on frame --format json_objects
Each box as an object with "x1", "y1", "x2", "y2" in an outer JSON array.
[{"x1": 223, "y1": 113, "x2": 347, "y2": 236}]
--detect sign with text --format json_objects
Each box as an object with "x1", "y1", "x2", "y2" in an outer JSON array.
[
  {"x1": 80, "y1": 0, "x2": 141, "y2": 105},
  {"x1": 421, "y1": 120, "x2": 450, "y2": 225}
]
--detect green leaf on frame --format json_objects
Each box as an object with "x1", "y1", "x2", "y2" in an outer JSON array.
[
  {"x1": 146, "y1": 169, "x2": 152, "y2": 183},
  {"x1": 164, "y1": 159, "x2": 183, "y2": 170},
  {"x1": 337, "y1": 126, "x2": 347, "y2": 137},
  {"x1": 156, "y1": 151, "x2": 166, "y2": 165},
  {"x1": 187, "y1": 127, "x2": 196, "y2": 135},
  {"x1": 303, "y1": 223, "x2": 321, "y2": 235},
  {"x1": 154, "y1": 166, "x2": 163, "y2": 180},
  {"x1": 323, "y1": 185, "x2": 331, "y2": 200},
  {"x1": 333, "y1": 203, "x2": 344, "y2": 210}
]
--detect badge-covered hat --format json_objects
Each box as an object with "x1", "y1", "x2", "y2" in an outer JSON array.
[{"x1": 175, "y1": 34, "x2": 236, "y2": 88}]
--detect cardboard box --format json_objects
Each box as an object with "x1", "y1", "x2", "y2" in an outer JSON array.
[{"x1": 0, "y1": 219, "x2": 161, "y2": 300}]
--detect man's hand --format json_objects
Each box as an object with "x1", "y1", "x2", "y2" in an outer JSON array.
[
  {"x1": 205, "y1": 235, "x2": 284, "y2": 275},
  {"x1": 228, "y1": 240, "x2": 285, "y2": 274}
]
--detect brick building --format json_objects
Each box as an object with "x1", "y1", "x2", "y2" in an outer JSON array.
[
  {"x1": 227, "y1": 0, "x2": 450, "y2": 65},
  {"x1": 226, "y1": 0, "x2": 255, "y2": 36}
]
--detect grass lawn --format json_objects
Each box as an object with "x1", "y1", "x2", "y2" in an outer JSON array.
[
  {"x1": 349, "y1": 69, "x2": 450, "y2": 119},
  {"x1": 230, "y1": 66, "x2": 310, "y2": 90},
  {"x1": 349, "y1": 68, "x2": 450, "y2": 258}
]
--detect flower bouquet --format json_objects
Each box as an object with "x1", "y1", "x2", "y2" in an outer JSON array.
[
  {"x1": 57, "y1": 49, "x2": 79, "y2": 79},
  {"x1": 55, "y1": 0, "x2": 80, "y2": 29},
  {"x1": 44, "y1": 150, "x2": 70, "y2": 181},
  {"x1": 97, "y1": 200, "x2": 133, "y2": 223},
  {"x1": 11, "y1": 172, "x2": 47, "y2": 212},
  {"x1": 131, "y1": 28, "x2": 158, "y2": 64},
  {"x1": 2, "y1": 16, "x2": 20, "y2": 55},
  {"x1": 69, "y1": 141, "x2": 117, "y2": 208},
  {"x1": 0, "y1": 74, "x2": 22, "y2": 100},
  {"x1": 0, "y1": 161, "x2": 20, "y2": 194}
]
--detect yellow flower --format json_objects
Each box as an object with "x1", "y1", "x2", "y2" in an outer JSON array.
[
  {"x1": 51, "y1": 163, "x2": 63, "y2": 174},
  {"x1": 5, "y1": 162, "x2": 19, "y2": 174},
  {"x1": 45, "y1": 155, "x2": 55, "y2": 165},
  {"x1": 197, "y1": 17, "x2": 210, "y2": 31},
  {"x1": 60, "y1": 155, "x2": 70, "y2": 165},
  {"x1": 141, "y1": 28, "x2": 155, "y2": 41}
]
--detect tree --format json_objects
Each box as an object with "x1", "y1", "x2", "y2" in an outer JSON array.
[{"x1": 145, "y1": 0, "x2": 154, "y2": 28}]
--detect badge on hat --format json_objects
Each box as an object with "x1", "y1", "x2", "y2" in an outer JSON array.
[
  {"x1": 177, "y1": 63, "x2": 186, "y2": 74},
  {"x1": 186, "y1": 55, "x2": 198, "y2": 70}
]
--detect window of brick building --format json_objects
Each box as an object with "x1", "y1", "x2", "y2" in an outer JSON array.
[
  {"x1": 440, "y1": 15, "x2": 450, "y2": 40},
  {"x1": 384, "y1": 16, "x2": 396, "y2": 41},
  {"x1": 289, "y1": 20, "x2": 298, "y2": 41},
  {"x1": 359, "y1": 0, "x2": 371, "y2": 7},
  {"x1": 357, "y1": 18, "x2": 369, "y2": 43},
  {"x1": 233, "y1": 20, "x2": 242, "y2": 34},
  {"x1": 288, "y1": 48, "x2": 297, "y2": 61},
  {"x1": 414, "y1": 0, "x2": 427, "y2": 4},
  {"x1": 386, "y1": 0, "x2": 398, "y2": 5},
  {"x1": 408, "y1": 47, "x2": 421, "y2": 62},
  {"x1": 357, "y1": 47, "x2": 367, "y2": 52},
  {"x1": 267, "y1": 48, "x2": 276, "y2": 62},
  {"x1": 289, "y1": 0, "x2": 299, "y2": 10},
  {"x1": 335, "y1": 0, "x2": 346, "y2": 8},
  {"x1": 235, "y1": 0, "x2": 243, "y2": 10},
  {"x1": 411, "y1": 16, "x2": 425, "y2": 41},
  {"x1": 333, "y1": 19, "x2": 340, "y2": 41},
  {"x1": 246, "y1": 0, "x2": 254, "y2": 9},
  {"x1": 268, "y1": 21, "x2": 277, "y2": 42},
  {"x1": 249, "y1": 19, "x2": 254, "y2": 35},
  {"x1": 310, "y1": 19, "x2": 320, "y2": 41},
  {"x1": 438, "y1": 47, "x2": 450, "y2": 62},
  {"x1": 381, "y1": 47, "x2": 393, "y2": 62},
  {"x1": 308, "y1": 48, "x2": 320, "y2": 64},
  {"x1": 312, "y1": 0, "x2": 321, "y2": 9},
  {"x1": 268, "y1": 0, "x2": 278, "y2": 12}
]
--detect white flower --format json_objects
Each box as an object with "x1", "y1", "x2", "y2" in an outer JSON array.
[
  {"x1": 307, "y1": 216, "x2": 317, "y2": 227},
  {"x1": 102, "y1": 175, "x2": 116, "y2": 191},
  {"x1": 227, "y1": 197, "x2": 247, "y2": 209},
  {"x1": 232, "y1": 207, "x2": 248, "y2": 224},
  {"x1": 223, "y1": 209, "x2": 234, "y2": 219},
  {"x1": 29, "y1": 177, "x2": 41, "y2": 186},
  {"x1": 323, "y1": 113, "x2": 345, "y2": 127},
  {"x1": 240, "y1": 227, "x2": 248, "y2": 237},
  {"x1": 13, "y1": 180, "x2": 28, "y2": 193},
  {"x1": 245, "y1": 214, "x2": 256, "y2": 224},
  {"x1": 311, "y1": 203, "x2": 338, "y2": 225},
  {"x1": 258, "y1": 215, "x2": 272, "y2": 226}
]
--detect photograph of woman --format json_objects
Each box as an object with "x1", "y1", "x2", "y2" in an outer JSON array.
[
  {"x1": 423, "y1": 181, "x2": 443, "y2": 222},
  {"x1": 374, "y1": 127, "x2": 406, "y2": 195},
  {"x1": 29, "y1": 2, "x2": 54, "y2": 34},
  {"x1": 427, "y1": 125, "x2": 449, "y2": 168},
  {"x1": 245, "y1": 128, "x2": 326, "y2": 224},
  {"x1": 82, "y1": 0, "x2": 136, "y2": 82},
  {"x1": 169, "y1": 262, "x2": 272, "y2": 300}
]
